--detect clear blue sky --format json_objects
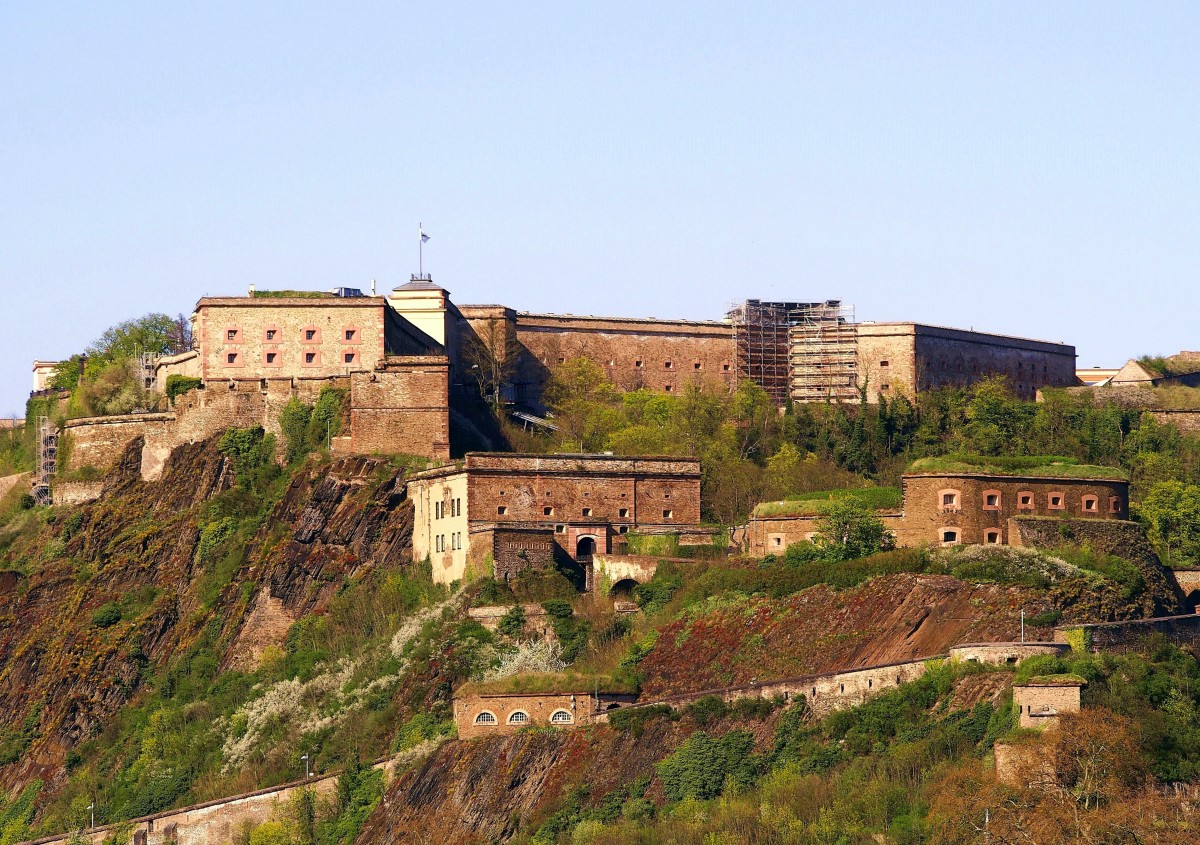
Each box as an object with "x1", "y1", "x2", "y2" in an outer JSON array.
[{"x1": 2, "y1": 2, "x2": 1198, "y2": 415}]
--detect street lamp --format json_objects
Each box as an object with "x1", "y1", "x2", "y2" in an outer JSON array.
[
  {"x1": 88, "y1": 802, "x2": 94, "y2": 831},
  {"x1": 300, "y1": 753, "x2": 310, "y2": 780}
]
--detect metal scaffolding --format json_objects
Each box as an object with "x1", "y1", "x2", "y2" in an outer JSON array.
[
  {"x1": 33, "y1": 416, "x2": 57, "y2": 505},
  {"x1": 790, "y1": 302, "x2": 858, "y2": 403},
  {"x1": 728, "y1": 300, "x2": 856, "y2": 404}
]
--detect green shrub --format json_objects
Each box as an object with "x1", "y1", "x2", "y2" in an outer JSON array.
[
  {"x1": 497, "y1": 605, "x2": 526, "y2": 638},
  {"x1": 164, "y1": 375, "x2": 202, "y2": 402},
  {"x1": 279, "y1": 399, "x2": 313, "y2": 463},
  {"x1": 657, "y1": 729, "x2": 761, "y2": 801},
  {"x1": 91, "y1": 603, "x2": 122, "y2": 628}
]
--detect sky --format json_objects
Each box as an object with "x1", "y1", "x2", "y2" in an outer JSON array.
[{"x1": 1, "y1": 2, "x2": 1198, "y2": 415}]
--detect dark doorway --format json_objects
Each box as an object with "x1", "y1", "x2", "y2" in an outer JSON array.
[{"x1": 576, "y1": 536, "x2": 596, "y2": 564}]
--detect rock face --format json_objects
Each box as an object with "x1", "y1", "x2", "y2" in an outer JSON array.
[{"x1": 0, "y1": 438, "x2": 416, "y2": 795}]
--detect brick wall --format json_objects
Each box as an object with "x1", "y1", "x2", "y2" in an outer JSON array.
[
  {"x1": 856, "y1": 323, "x2": 1077, "y2": 403},
  {"x1": 901, "y1": 474, "x2": 1128, "y2": 547}
]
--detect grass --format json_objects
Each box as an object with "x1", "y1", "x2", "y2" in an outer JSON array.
[
  {"x1": 250, "y1": 289, "x2": 332, "y2": 298},
  {"x1": 459, "y1": 671, "x2": 638, "y2": 696},
  {"x1": 1026, "y1": 673, "x2": 1087, "y2": 685},
  {"x1": 907, "y1": 454, "x2": 1128, "y2": 480},
  {"x1": 753, "y1": 487, "x2": 902, "y2": 517}
]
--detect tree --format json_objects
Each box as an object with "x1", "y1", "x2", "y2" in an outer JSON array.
[
  {"x1": 462, "y1": 316, "x2": 521, "y2": 412},
  {"x1": 542, "y1": 358, "x2": 620, "y2": 452},
  {"x1": 85, "y1": 313, "x2": 179, "y2": 366},
  {"x1": 813, "y1": 499, "x2": 895, "y2": 561},
  {"x1": 1140, "y1": 480, "x2": 1200, "y2": 565}
]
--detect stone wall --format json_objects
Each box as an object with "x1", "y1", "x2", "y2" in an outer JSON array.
[
  {"x1": 994, "y1": 741, "x2": 1050, "y2": 787},
  {"x1": 62, "y1": 414, "x2": 175, "y2": 477},
  {"x1": 0, "y1": 472, "x2": 29, "y2": 502},
  {"x1": 1014, "y1": 683, "x2": 1082, "y2": 729},
  {"x1": 1150, "y1": 409, "x2": 1200, "y2": 435},
  {"x1": 591, "y1": 554, "x2": 667, "y2": 592},
  {"x1": 746, "y1": 511, "x2": 906, "y2": 557},
  {"x1": 194, "y1": 296, "x2": 390, "y2": 382},
  {"x1": 503, "y1": 312, "x2": 737, "y2": 406},
  {"x1": 52, "y1": 480, "x2": 104, "y2": 506},
  {"x1": 856, "y1": 323, "x2": 1077, "y2": 403},
  {"x1": 472, "y1": 526, "x2": 564, "y2": 585},
  {"x1": 466, "y1": 604, "x2": 555, "y2": 637},
  {"x1": 1054, "y1": 614, "x2": 1200, "y2": 653},
  {"x1": 902, "y1": 473, "x2": 1128, "y2": 547},
  {"x1": 345, "y1": 358, "x2": 450, "y2": 460},
  {"x1": 948, "y1": 642, "x2": 1069, "y2": 666},
  {"x1": 454, "y1": 692, "x2": 592, "y2": 740}
]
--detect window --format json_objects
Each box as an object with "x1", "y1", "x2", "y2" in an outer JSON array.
[
  {"x1": 582, "y1": 507, "x2": 592, "y2": 517},
  {"x1": 265, "y1": 328, "x2": 277, "y2": 341},
  {"x1": 550, "y1": 710, "x2": 573, "y2": 725},
  {"x1": 722, "y1": 363, "x2": 731, "y2": 371},
  {"x1": 983, "y1": 490, "x2": 1001, "y2": 510},
  {"x1": 1082, "y1": 495, "x2": 1098, "y2": 513},
  {"x1": 941, "y1": 529, "x2": 959, "y2": 546},
  {"x1": 880, "y1": 360, "x2": 889, "y2": 367},
  {"x1": 265, "y1": 352, "x2": 279, "y2": 365},
  {"x1": 344, "y1": 353, "x2": 356, "y2": 364},
  {"x1": 543, "y1": 506, "x2": 554, "y2": 516},
  {"x1": 474, "y1": 712, "x2": 497, "y2": 725},
  {"x1": 305, "y1": 329, "x2": 316, "y2": 340},
  {"x1": 663, "y1": 509, "x2": 673, "y2": 519},
  {"x1": 1048, "y1": 493, "x2": 1065, "y2": 510},
  {"x1": 939, "y1": 489, "x2": 960, "y2": 510},
  {"x1": 344, "y1": 329, "x2": 356, "y2": 341},
  {"x1": 555, "y1": 524, "x2": 565, "y2": 533},
  {"x1": 618, "y1": 526, "x2": 628, "y2": 533},
  {"x1": 618, "y1": 508, "x2": 629, "y2": 518},
  {"x1": 497, "y1": 506, "x2": 507, "y2": 516},
  {"x1": 773, "y1": 536, "x2": 783, "y2": 547},
  {"x1": 1018, "y1": 492, "x2": 1034, "y2": 510},
  {"x1": 226, "y1": 329, "x2": 239, "y2": 341},
  {"x1": 985, "y1": 529, "x2": 1001, "y2": 544},
  {"x1": 507, "y1": 711, "x2": 529, "y2": 725},
  {"x1": 664, "y1": 360, "x2": 673, "y2": 369},
  {"x1": 304, "y1": 352, "x2": 317, "y2": 365},
  {"x1": 664, "y1": 492, "x2": 671, "y2": 499},
  {"x1": 881, "y1": 384, "x2": 890, "y2": 390},
  {"x1": 227, "y1": 352, "x2": 238, "y2": 364},
  {"x1": 634, "y1": 359, "x2": 643, "y2": 368},
  {"x1": 1109, "y1": 496, "x2": 1122, "y2": 514},
  {"x1": 664, "y1": 384, "x2": 673, "y2": 392},
  {"x1": 693, "y1": 361, "x2": 702, "y2": 370}
]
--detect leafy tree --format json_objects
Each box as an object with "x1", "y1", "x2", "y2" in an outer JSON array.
[
  {"x1": 1140, "y1": 481, "x2": 1200, "y2": 565},
  {"x1": 813, "y1": 499, "x2": 896, "y2": 561},
  {"x1": 85, "y1": 313, "x2": 180, "y2": 366},
  {"x1": 542, "y1": 358, "x2": 621, "y2": 451},
  {"x1": 462, "y1": 315, "x2": 522, "y2": 412}
]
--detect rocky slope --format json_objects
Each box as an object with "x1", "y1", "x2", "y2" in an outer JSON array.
[{"x1": 0, "y1": 436, "x2": 416, "y2": 798}]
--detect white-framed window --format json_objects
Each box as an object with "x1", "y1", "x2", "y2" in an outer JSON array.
[
  {"x1": 507, "y1": 711, "x2": 529, "y2": 725},
  {"x1": 474, "y1": 711, "x2": 497, "y2": 725},
  {"x1": 550, "y1": 710, "x2": 574, "y2": 725}
]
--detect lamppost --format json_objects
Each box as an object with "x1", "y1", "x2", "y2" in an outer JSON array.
[
  {"x1": 1021, "y1": 609, "x2": 1026, "y2": 643},
  {"x1": 301, "y1": 753, "x2": 310, "y2": 780},
  {"x1": 88, "y1": 802, "x2": 94, "y2": 831}
]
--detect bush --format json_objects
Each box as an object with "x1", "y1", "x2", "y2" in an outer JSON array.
[
  {"x1": 164, "y1": 375, "x2": 202, "y2": 402},
  {"x1": 91, "y1": 603, "x2": 122, "y2": 628},
  {"x1": 497, "y1": 605, "x2": 526, "y2": 638},
  {"x1": 657, "y1": 730, "x2": 761, "y2": 801}
]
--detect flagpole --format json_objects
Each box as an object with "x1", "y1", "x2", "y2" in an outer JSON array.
[{"x1": 418, "y1": 222, "x2": 423, "y2": 276}]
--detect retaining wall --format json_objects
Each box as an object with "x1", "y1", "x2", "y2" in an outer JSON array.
[
  {"x1": 1054, "y1": 614, "x2": 1200, "y2": 652},
  {"x1": 52, "y1": 481, "x2": 104, "y2": 506}
]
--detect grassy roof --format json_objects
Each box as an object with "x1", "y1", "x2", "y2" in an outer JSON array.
[
  {"x1": 753, "y1": 487, "x2": 902, "y2": 518},
  {"x1": 458, "y1": 671, "x2": 637, "y2": 697},
  {"x1": 1025, "y1": 673, "x2": 1088, "y2": 686},
  {"x1": 907, "y1": 454, "x2": 1127, "y2": 481},
  {"x1": 251, "y1": 289, "x2": 332, "y2": 299}
]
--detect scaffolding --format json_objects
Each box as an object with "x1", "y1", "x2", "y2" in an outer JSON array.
[
  {"x1": 728, "y1": 300, "x2": 856, "y2": 404},
  {"x1": 32, "y1": 416, "x2": 57, "y2": 506},
  {"x1": 791, "y1": 302, "x2": 858, "y2": 403}
]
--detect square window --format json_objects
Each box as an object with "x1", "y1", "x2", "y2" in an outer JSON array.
[
  {"x1": 543, "y1": 506, "x2": 554, "y2": 516},
  {"x1": 582, "y1": 507, "x2": 592, "y2": 517},
  {"x1": 634, "y1": 360, "x2": 643, "y2": 368},
  {"x1": 985, "y1": 493, "x2": 999, "y2": 507},
  {"x1": 345, "y1": 329, "x2": 355, "y2": 341},
  {"x1": 497, "y1": 506, "x2": 507, "y2": 515},
  {"x1": 664, "y1": 361, "x2": 673, "y2": 369},
  {"x1": 664, "y1": 385, "x2": 673, "y2": 392},
  {"x1": 227, "y1": 352, "x2": 237, "y2": 364},
  {"x1": 266, "y1": 352, "x2": 277, "y2": 364},
  {"x1": 227, "y1": 329, "x2": 238, "y2": 341},
  {"x1": 344, "y1": 353, "x2": 355, "y2": 364},
  {"x1": 305, "y1": 329, "x2": 316, "y2": 340},
  {"x1": 663, "y1": 509, "x2": 673, "y2": 519},
  {"x1": 555, "y1": 524, "x2": 565, "y2": 533},
  {"x1": 305, "y1": 352, "x2": 316, "y2": 364},
  {"x1": 265, "y1": 329, "x2": 276, "y2": 340},
  {"x1": 619, "y1": 526, "x2": 628, "y2": 534},
  {"x1": 722, "y1": 363, "x2": 731, "y2": 371},
  {"x1": 694, "y1": 362, "x2": 702, "y2": 369},
  {"x1": 619, "y1": 508, "x2": 629, "y2": 518}
]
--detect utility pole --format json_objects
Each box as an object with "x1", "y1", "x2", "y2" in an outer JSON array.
[
  {"x1": 301, "y1": 752, "x2": 310, "y2": 780},
  {"x1": 88, "y1": 801, "x2": 94, "y2": 831}
]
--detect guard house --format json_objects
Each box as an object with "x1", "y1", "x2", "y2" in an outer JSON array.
[
  {"x1": 1013, "y1": 676, "x2": 1085, "y2": 730},
  {"x1": 407, "y1": 452, "x2": 702, "y2": 586}
]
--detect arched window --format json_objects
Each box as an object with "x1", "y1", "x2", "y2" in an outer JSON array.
[
  {"x1": 941, "y1": 528, "x2": 959, "y2": 546},
  {"x1": 550, "y1": 710, "x2": 574, "y2": 725},
  {"x1": 474, "y1": 711, "x2": 497, "y2": 725},
  {"x1": 507, "y1": 711, "x2": 530, "y2": 725}
]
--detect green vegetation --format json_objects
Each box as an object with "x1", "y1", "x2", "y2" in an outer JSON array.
[
  {"x1": 279, "y1": 388, "x2": 348, "y2": 463},
  {"x1": 908, "y1": 453, "x2": 1128, "y2": 479},
  {"x1": 752, "y1": 486, "x2": 903, "y2": 517},
  {"x1": 164, "y1": 374, "x2": 202, "y2": 402},
  {"x1": 250, "y1": 290, "x2": 332, "y2": 299},
  {"x1": 1140, "y1": 479, "x2": 1200, "y2": 565}
]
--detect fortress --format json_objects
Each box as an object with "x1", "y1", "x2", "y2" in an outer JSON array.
[{"x1": 35, "y1": 280, "x2": 1079, "y2": 499}]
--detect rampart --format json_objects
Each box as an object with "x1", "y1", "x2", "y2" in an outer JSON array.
[
  {"x1": 1054, "y1": 614, "x2": 1200, "y2": 653},
  {"x1": 52, "y1": 480, "x2": 105, "y2": 506},
  {"x1": 948, "y1": 642, "x2": 1069, "y2": 666}
]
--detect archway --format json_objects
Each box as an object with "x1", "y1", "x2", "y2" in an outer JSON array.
[
  {"x1": 610, "y1": 577, "x2": 639, "y2": 598},
  {"x1": 576, "y1": 536, "x2": 596, "y2": 564}
]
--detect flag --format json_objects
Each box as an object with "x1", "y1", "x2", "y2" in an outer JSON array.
[{"x1": 420, "y1": 228, "x2": 430, "y2": 243}]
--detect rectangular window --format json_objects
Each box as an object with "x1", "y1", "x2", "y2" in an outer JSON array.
[
  {"x1": 227, "y1": 329, "x2": 238, "y2": 341},
  {"x1": 227, "y1": 353, "x2": 237, "y2": 364},
  {"x1": 663, "y1": 509, "x2": 673, "y2": 519},
  {"x1": 582, "y1": 507, "x2": 592, "y2": 517},
  {"x1": 880, "y1": 360, "x2": 889, "y2": 367},
  {"x1": 619, "y1": 508, "x2": 629, "y2": 518},
  {"x1": 543, "y1": 506, "x2": 554, "y2": 516},
  {"x1": 266, "y1": 352, "x2": 277, "y2": 364},
  {"x1": 555, "y1": 524, "x2": 565, "y2": 533},
  {"x1": 345, "y1": 329, "x2": 356, "y2": 341},
  {"x1": 305, "y1": 329, "x2": 316, "y2": 340},
  {"x1": 664, "y1": 361, "x2": 673, "y2": 369},
  {"x1": 305, "y1": 352, "x2": 316, "y2": 364},
  {"x1": 693, "y1": 361, "x2": 702, "y2": 370},
  {"x1": 265, "y1": 329, "x2": 277, "y2": 340},
  {"x1": 634, "y1": 360, "x2": 643, "y2": 368},
  {"x1": 344, "y1": 353, "x2": 355, "y2": 364},
  {"x1": 497, "y1": 506, "x2": 507, "y2": 515}
]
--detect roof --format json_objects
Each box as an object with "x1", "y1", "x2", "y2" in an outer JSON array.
[
  {"x1": 1022, "y1": 674, "x2": 1087, "y2": 687},
  {"x1": 906, "y1": 455, "x2": 1128, "y2": 481},
  {"x1": 196, "y1": 296, "x2": 388, "y2": 308},
  {"x1": 408, "y1": 451, "x2": 701, "y2": 482},
  {"x1": 855, "y1": 322, "x2": 1075, "y2": 353}
]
